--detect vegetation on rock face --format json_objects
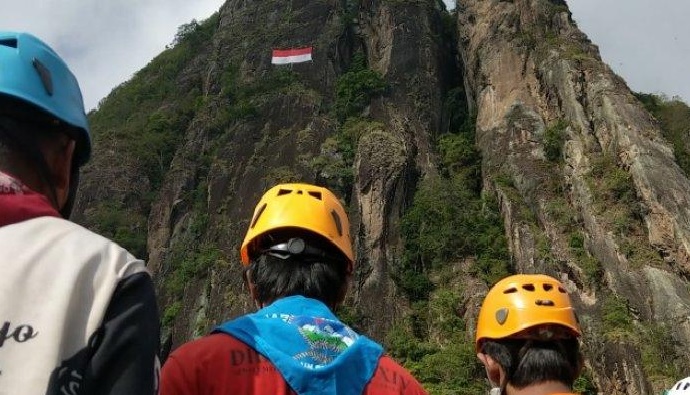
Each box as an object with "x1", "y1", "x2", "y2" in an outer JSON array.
[
  {"x1": 85, "y1": 13, "x2": 220, "y2": 253},
  {"x1": 309, "y1": 52, "x2": 388, "y2": 201},
  {"x1": 79, "y1": 0, "x2": 690, "y2": 392},
  {"x1": 586, "y1": 153, "x2": 664, "y2": 268},
  {"x1": 334, "y1": 53, "x2": 388, "y2": 122},
  {"x1": 544, "y1": 119, "x2": 567, "y2": 162},
  {"x1": 384, "y1": 86, "x2": 511, "y2": 393},
  {"x1": 635, "y1": 93, "x2": 690, "y2": 176}
]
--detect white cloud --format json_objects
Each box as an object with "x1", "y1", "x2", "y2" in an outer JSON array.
[
  {"x1": 568, "y1": 0, "x2": 690, "y2": 103},
  {"x1": 0, "y1": 0, "x2": 224, "y2": 110}
]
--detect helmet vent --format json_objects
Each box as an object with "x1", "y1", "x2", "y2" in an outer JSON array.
[
  {"x1": 558, "y1": 286, "x2": 566, "y2": 293},
  {"x1": 543, "y1": 283, "x2": 553, "y2": 291},
  {"x1": 522, "y1": 284, "x2": 535, "y2": 292},
  {"x1": 308, "y1": 191, "x2": 322, "y2": 200},
  {"x1": 503, "y1": 287, "x2": 517, "y2": 294},
  {"x1": 250, "y1": 203, "x2": 267, "y2": 229},
  {"x1": 331, "y1": 210, "x2": 343, "y2": 236},
  {"x1": 32, "y1": 58, "x2": 54, "y2": 96},
  {"x1": 277, "y1": 188, "x2": 292, "y2": 196},
  {"x1": 535, "y1": 299, "x2": 555, "y2": 306},
  {"x1": 0, "y1": 38, "x2": 18, "y2": 48}
]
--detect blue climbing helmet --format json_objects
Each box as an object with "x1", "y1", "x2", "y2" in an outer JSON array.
[{"x1": 0, "y1": 31, "x2": 91, "y2": 165}]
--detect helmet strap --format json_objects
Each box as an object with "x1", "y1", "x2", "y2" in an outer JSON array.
[{"x1": 263, "y1": 237, "x2": 332, "y2": 261}]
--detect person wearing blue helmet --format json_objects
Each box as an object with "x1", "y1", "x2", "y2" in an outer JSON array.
[{"x1": 0, "y1": 32, "x2": 160, "y2": 394}]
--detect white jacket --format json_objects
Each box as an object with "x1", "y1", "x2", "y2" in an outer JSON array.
[{"x1": 0, "y1": 216, "x2": 159, "y2": 395}]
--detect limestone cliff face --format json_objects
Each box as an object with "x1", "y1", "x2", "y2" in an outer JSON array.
[
  {"x1": 458, "y1": 0, "x2": 690, "y2": 393},
  {"x1": 350, "y1": 0, "x2": 454, "y2": 337},
  {"x1": 73, "y1": 0, "x2": 690, "y2": 392}
]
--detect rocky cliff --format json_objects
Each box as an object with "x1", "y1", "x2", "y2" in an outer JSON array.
[{"x1": 73, "y1": 0, "x2": 690, "y2": 393}]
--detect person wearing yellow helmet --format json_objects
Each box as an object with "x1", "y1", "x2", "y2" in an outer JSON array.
[
  {"x1": 160, "y1": 183, "x2": 427, "y2": 395},
  {"x1": 475, "y1": 274, "x2": 583, "y2": 395},
  {"x1": 0, "y1": 32, "x2": 160, "y2": 394}
]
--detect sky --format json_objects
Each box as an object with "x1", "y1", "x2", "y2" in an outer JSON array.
[
  {"x1": 0, "y1": 0, "x2": 224, "y2": 110},
  {"x1": 1, "y1": 0, "x2": 688, "y2": 110}
]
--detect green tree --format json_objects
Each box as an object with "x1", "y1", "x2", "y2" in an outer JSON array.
[{"x1": 334, "y1": 53, "x2": 387, "y2": 120}]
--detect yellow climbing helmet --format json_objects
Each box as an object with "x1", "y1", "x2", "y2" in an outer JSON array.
[
  {"x1": 475, "y1": 274, "x2": 581, "y2": 351},
  {"x1": 240, "y1": 183, "x2": 354, "y2": 272}
]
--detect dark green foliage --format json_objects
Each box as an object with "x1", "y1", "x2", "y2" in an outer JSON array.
[
  {"x1": 386, "y1": 323, "x2": 439, "y2": 362},
  {"x1": 214, "y1": 67, "x2": 300, "y2": 133},
  {"x1": 573, "y1": 368, "x2": 598, "y2": 395},
  {"x1": 335, "y1": 305, "x2": 367, "y2": 332},
  {"x1": 604, "y1": 166, "x2": 634, "y2": 203},
  {"x1": 165, "y1": 243, "x2": 224, "y2": 296},
  {"x1": 397, "y1": 271, "x2": 436, "y2": 302},
  {"x1": 635, "y1": 92, "x2": 690, "y2": 176},
  {"x1": 385, "y1": 294, "x2": 486, "y2": 394},
  {"x1": 310, "y1": 119, "x2": 385, "y2": 202},
  {"x1": 88, "y1": 202, "x2": 147, "y2": 257},
  {"x1": 263, "y1": 166, "x2": 304, "y2": 185},
  {"x1": 443, "y1": 87, "x2": 469, "y2": 134},
  {"x1": 172, "y1": 18, "x2": 215, "y2": 48},
  {"x1": 308, "y1": 136, "x2": 354, "y2": 199},
  {"x1": 339, "y1": 0, "x2": 361, "y2": 25},
  {"x1": 640, "y1": 323, "x2": 681, "y2": 380},
  {"x1": 601, "y1": 296, "x2": 633, "y2": 339},
  {"x1": 398, "y1": 87, "x2": 510, "y2": 300},
  {"x1": 383, "y1": 85, "x2": 508, "y2": 393},
  {"x1": 334, "y1": 53, "x2": 387, "y2": 121},
  {"x1": 311, "y1": 52, "x2": 386, "y2": 201},
  {"x1": 134, "y1": 111, "x2": 187, "y2": 188},
  {"x1": 544, "y1": 119, "x2": 567, "y2": 162},
  {"x1": 438, "y1": 133, "x2": 481, "y2": 186},
  {"x1": 162, "y1": 301, "x2": 183, "y2": 327},
  {"x1": 86, "y1": 14, "x2": 221, "y2": 258},
  {"x1": 586, "y1": 154, "x2": 663, "y2": 266},
  {"x1": 568, "y1": 232, "x2": 603, "y2": 287},
  {"x1": 408, "y1": 340, "x2": 486, "y2": 394},
  {"x1": 589, "y1": 155, "x2": 637, "y2": 218},
  {"x1": 400, "y1": 177, "x2": 510, "y2": 290}
]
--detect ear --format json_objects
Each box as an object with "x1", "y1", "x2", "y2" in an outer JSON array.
[
  {"x1": 43, "y1": 138, "x2": 75, "y2": 209},
  {"x1": 477, "y1": 352, "x2": 503, "y2": 387}
]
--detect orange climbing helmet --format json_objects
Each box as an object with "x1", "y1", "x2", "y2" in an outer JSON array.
[
  {"x1": 240, "y1": 183, "x2": 354, "y2": 272},
  {"x1": 475, "y1": 274, "x2": 581, "y2": 351}
]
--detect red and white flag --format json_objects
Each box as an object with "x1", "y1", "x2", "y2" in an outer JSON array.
[{"x1": 271, "y1": 47, "x2": 313, "y2": 65}]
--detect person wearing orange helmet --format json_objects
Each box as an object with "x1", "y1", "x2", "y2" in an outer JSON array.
[
  {"x1": 160, "y1": 183, "x2": 427, "y2": 395},
  {"x1": 475, "y1": 274, "x2": 583, "y2": 395}
]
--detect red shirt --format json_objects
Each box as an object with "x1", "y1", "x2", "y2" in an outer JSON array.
[{"x1": 161, "y1": 333, "x2": 427, "y2": 395}]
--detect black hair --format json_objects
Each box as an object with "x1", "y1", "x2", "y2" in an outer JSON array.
[
  {"x1": 481, "y1": 337, "x2": 581, "y2": 390},
  {"x1": 246, "y1": 230, "x2": 350, "y2": 308}
]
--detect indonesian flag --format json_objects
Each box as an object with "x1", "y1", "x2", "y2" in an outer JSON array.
[{"x1": 271, "y1": 47, "x2": 313, "y2": 65}]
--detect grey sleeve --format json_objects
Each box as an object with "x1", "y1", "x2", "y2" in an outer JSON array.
[{"x1": 47, "y1": 272, "x2": 161, "y2": 395}]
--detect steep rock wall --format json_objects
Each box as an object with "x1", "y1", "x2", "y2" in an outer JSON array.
[{"x1": 457, "y1": 0, "x2": 690, "y2": 392}]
